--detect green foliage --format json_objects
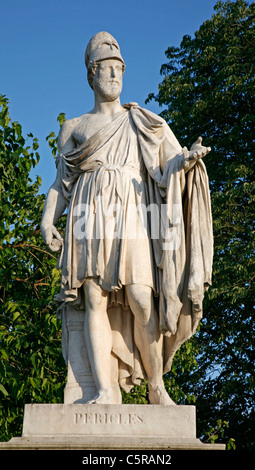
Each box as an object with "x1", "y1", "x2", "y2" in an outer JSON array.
[
  {"x1": 204, "y1": 419, "x2": 236, "y2": 450},
  {"x1": 46, "y1": 112, "x2": 66, "y2": 158},
  {"x1": 0, "y1": 95, "x2": 66, "y2": 441},
  {"x1": 147, "y1": 0, "x2": 255, "y2": 449},
  {"x1": 122, "y1": 380, "x2": 149, "y2": 405}
]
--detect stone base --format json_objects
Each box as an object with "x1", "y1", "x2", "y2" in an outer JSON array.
[
  {"x1": 22, "y1": 403, "x2": 197, "y2": 438},
  {"x1": 0, "y1": 435, "x2": 225, "y2": 450},
  {"x1": 0, "y1": 403, "x2": 225, "y2": 450}
]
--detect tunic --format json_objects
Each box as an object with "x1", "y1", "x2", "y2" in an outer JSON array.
[{"x1": 67, "y1": 109, "x2": 155, "y2": 292}]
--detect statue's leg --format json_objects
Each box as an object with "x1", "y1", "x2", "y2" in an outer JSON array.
[
  {"x1": 126, "y1": 284, "x2": 176, "y2": 405},
  {"x1": 83, "y1": 278, "x2": 115, "y2": 404}
]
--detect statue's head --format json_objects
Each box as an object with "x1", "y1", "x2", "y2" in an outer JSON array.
[{"x1": 85, "y1": 32, "x2": 125, "y2": 97}]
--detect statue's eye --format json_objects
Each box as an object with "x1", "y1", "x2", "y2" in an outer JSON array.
[{"x1": 100, "y1": 42, "x2": 119, "y2": 50}]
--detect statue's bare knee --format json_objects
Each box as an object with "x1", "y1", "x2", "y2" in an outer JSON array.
[
  {"x1": 126, "y1": 284, "x2": 153, "y2": 326},
  {"x1": 83, "y1": 278, "x2": 108, "y2": 311}
]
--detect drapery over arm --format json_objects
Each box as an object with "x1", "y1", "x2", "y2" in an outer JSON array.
[
  {"x1": 159, "y1": 157, "x2": 213, "y2": 335},
  {"x1": 130, "y1": 105, "x2": 213, "y2": 366}
]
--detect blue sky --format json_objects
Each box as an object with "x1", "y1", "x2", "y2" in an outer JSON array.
[{"x1": 2, "y1": 0, "x2": 222, "y2": 193}]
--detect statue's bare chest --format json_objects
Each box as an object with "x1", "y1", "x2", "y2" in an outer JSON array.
[{"x1": 72, "y1": 114, "x2": 117, "y2": 146}]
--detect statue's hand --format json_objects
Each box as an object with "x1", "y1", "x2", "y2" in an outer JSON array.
[
  {"x1": 41, "y1": 224, "x2": 63, "y2": 252},
  {"x1": 189, "y1": 136, "x2": 211, "y2": 161}
]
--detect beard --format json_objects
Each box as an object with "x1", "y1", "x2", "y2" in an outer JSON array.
[{"x1": 93, "y1": 78, "x2": 123, "y2": 102}]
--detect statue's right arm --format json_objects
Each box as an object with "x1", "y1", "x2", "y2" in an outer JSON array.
[{"x1": 40, "y1": 120, "x2": 77, "y2": 252}]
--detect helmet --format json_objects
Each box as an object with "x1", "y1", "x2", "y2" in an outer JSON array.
[{"x1": 85, "y1": 31, "x2": 125, "y2": 70}]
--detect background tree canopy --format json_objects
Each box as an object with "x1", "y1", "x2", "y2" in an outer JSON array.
[
  {"x1": 0, "y1": 0, "x2": 254, "y2": 450},
  {"x1": 0, "y1": 95, "x2": 66, "y2": 440},
  {"x1": 147, "y1": 0, "x2": 255, "y2": 450}
]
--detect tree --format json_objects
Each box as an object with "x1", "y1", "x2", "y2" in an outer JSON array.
[
  {"x1": 146, "y1": 0, "x2": 255, "y2": 449},
  {"x1": 0, "y1": 95, "x2": 66, "y2": 441}
]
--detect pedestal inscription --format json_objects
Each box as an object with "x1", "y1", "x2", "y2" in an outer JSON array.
[
  {"x1": 74, "y1": 411, "x2": 144, "y2": 425},
  {"x1": 22, "y1": 404, "x2": 196, "y2": 438}
]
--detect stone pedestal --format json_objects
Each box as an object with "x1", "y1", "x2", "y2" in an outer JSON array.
[{"x1": 0, "y1": 404, "x2": 225, "y2": 450}]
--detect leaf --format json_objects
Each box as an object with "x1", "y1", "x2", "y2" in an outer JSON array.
[
  {"x1": 13, "y1": 311, "x2": 21, "y2": 321},
  {"x1": 0, "y1": 384, "x2": 8, "y2": 396},
  {"x1": 57, "y1": 112, "x2": 66, "y2": 126}
]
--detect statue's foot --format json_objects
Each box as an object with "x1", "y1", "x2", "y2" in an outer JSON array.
[
  {"x1": 86, "y1": 387, "x2": 115, "y2": 405},
  {"x1": 148, "y1": 382, "x2": 176, "y2": 406}
]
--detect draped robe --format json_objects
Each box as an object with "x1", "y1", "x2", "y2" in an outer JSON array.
[{"x1": 55, "y1": 103, "x2": 213, "y2": 391}]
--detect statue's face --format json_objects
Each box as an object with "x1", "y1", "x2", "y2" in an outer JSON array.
[{"x1": 93, "y1": 59, "x2": 123, "y2": 102}]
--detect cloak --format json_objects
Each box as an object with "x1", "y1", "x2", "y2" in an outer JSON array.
[{"x1": 55, "y1": 103, "x2": 213, "y2": 391}]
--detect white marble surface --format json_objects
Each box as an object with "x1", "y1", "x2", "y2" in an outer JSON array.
[{"x1": 40, "y1": 32, "x2": 213, "y2": 406}]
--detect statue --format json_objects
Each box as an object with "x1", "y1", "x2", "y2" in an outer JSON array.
[{"x1": 40, "y1": 32, "x2": 213, "y2": 406}]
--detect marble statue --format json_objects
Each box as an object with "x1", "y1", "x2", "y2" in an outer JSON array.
[{"x1": 40, "y1": 31, "x2": 213, "y2": 406}]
